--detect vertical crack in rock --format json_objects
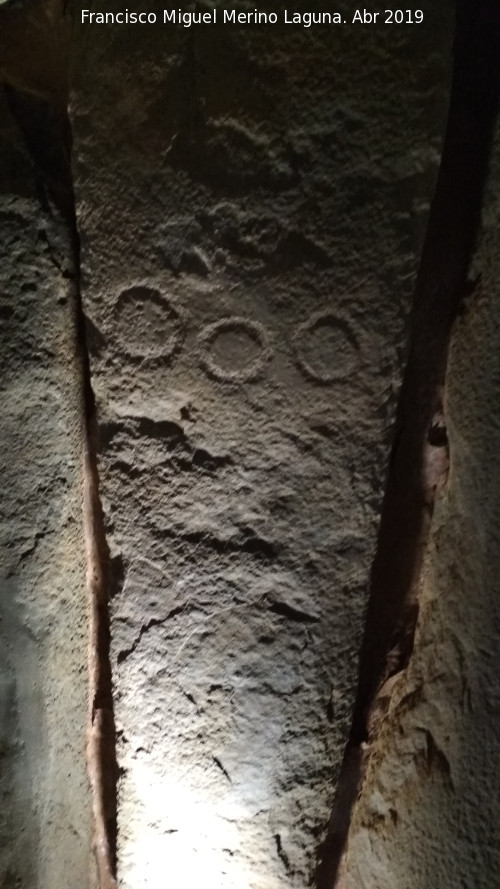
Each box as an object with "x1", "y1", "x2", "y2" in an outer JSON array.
[
  {"x1": 81, "y1": 315, "x2": 119, "y2": 889},
  {"x1": 5, "y1": 83, "x2": 118, "y2": 889},
  {"x1": 317, "y1": 3, "x2": 500, "y2": 885},
  {"x1": 69, "y1": 136, "x2": 119, "y2": 889}
]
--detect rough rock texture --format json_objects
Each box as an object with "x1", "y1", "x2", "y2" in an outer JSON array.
[
  {"x1": 0, "y1": 89, "x2": 94, "y2": 888},
  {"x1": 70, "y1": 4, "x2": 453, "y2": 886},
  {"x1": 338, "y1": 53, "x2": 500, "y2": 889}
]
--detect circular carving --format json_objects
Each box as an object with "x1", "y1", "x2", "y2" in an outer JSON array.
[
  {"x1": 198, "y1": 317, "x2": 272, "y2": 383},
  {"x1": 115, "y1": 286, "x2": 185, "y2": 361},
  {"x1": 293, "y1": 311, "x2": 359, "y2": 384}
]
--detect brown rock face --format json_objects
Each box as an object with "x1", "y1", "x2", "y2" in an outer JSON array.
[{"x1": 70, "y1": 5, "x2": 452, "y2": 886}]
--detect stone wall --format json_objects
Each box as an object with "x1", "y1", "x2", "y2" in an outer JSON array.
[
  {"x1": 6, "y1": 3, "x2": 500, "y2": 889},
  {"x1": 0, "y1": 83, "x2": 94, "y2": 888},
  {"x1": 339, "y1": 99, "x2": 500, "y2": 889},
  {"x1": 70, "y1": 3, "x2": 452, "y2": 886}
]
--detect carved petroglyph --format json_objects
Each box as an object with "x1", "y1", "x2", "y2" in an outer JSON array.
[
  {"x1": 198, "y1": 316, "x2": 272, "y2": 383},
  {"x1": 293, "y1": 310, "x2": 358, "y2": 385},
  {"x1": 293, "y1": 311, "x2": 359, "y2": 384},
  {"x1": 115, "y1": 286, "x2": 185, "y2": 362},
  {"x1": 112, "y1": 290, "x2": 359, "y2": 386},
  {"x1": 197, "y1": 311, "x2": 360, "y2": 385}
]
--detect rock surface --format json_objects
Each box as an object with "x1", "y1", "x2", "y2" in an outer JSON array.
[
  {"x1": 4, "y1": 3, "x2": 500, "y2": 889},
  {"x1": 0, "y1": 87, "x2": 94, "y2": 888},
  {"x1": 70, "y1": 4, "x2": 452, "y2": 886},
  {"x1": 339, "y1": 122, "x2": 500, "y2": 889}
]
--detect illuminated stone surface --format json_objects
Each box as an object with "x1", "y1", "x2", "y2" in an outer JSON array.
[{"x1": 70, "y1": 5, "x2": 451, "y2": 885}]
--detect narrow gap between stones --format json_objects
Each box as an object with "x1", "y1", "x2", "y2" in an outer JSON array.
[
  {"x1": 4, "y1": 86, "x2": 119, "y2": 888},
  {"x1": 316, "y1": 2, "x2": 500, "y2": 886},
  {"x1": 79, "y1": 276, "x2": 120, "y2": 889}
]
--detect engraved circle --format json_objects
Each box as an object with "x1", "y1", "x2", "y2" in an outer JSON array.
[
  {"x1": 198, "y1": 317, "x2": 272, "y2": 383},
  {"x1": 293, "y1": 311, "x2": 359, "y2": 384},
  {"x1": 115, "y1": 286, "x2": 185, "y2": 360}
]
